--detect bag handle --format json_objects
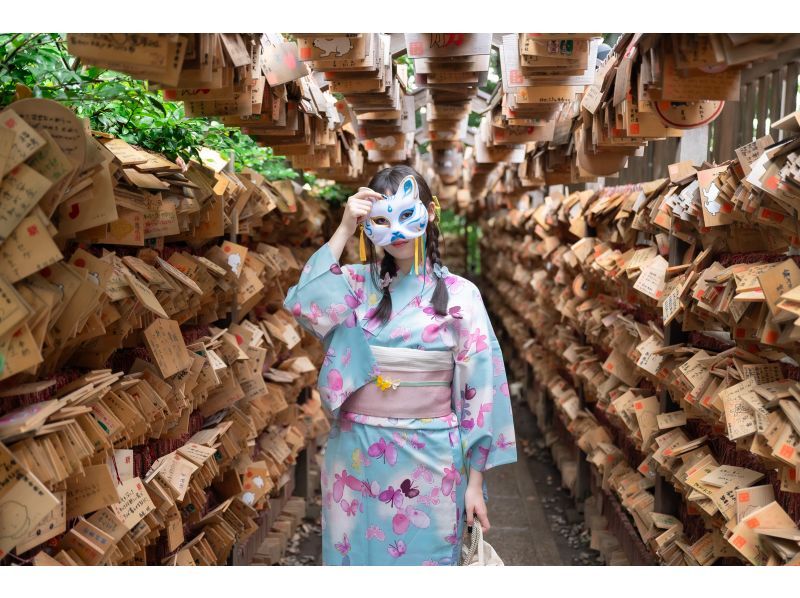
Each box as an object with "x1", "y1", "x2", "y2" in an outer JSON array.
[{"x1": 460, "y1": 522, "x2": 482, "y2": 565}]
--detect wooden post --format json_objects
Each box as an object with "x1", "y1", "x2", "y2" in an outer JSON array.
[
  {"x1": 575, "y1": 331, "x2": 591, "y2": 507},
  {"x1": 674, "y1": 125, "x2": 709, "y2": 165},
  {"x1": 224, "y1": 151, "x2": 239, "y2": 326},
  {"x1": 654, "y1": 127, "x2": 707, "y2": 515}
]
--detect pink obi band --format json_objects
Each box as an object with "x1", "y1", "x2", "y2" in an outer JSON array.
[{"x1": 341, "y1": 346, "x2": 454, "y2": 419}]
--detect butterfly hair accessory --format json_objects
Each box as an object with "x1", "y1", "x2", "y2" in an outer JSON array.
[
  {"x1": 379, "y1": 271, "x2": 394, "y2": 290},
  {"x1": 432, "y1": 263, "x2": 450, "y2": 279}
]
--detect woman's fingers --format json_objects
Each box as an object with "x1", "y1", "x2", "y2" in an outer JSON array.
[
  {"x1": 349, "y1": 198, "x2": 374, "y2": 226},
  {"x1": 350, "y1": 199, "x2": 373, "y2": 212},
  {"x1": 351, "y1": 208, "x2": 372, "y2": 222},
  {"x1": 465, "y1": 505, "x2": 474, "y2": 528},
  {"x1": 355, "y1": 187, "x2": 383, "y2": 201},
  {"x1": 475, "y1": 508, "x2": 490, "y2": 533}
]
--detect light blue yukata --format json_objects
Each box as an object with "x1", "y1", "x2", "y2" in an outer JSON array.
[{"x1": 283, "y1": 242, "x2": 517, "y2": 565}]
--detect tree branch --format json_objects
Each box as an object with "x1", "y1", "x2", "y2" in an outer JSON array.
[{"x1": 0, "y1": 33, "x2": 46, "y2": 75}]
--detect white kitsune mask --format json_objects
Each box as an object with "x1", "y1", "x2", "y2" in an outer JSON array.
[{"x1": 363, "y1": 175, "x2": 429, "y2": 246}]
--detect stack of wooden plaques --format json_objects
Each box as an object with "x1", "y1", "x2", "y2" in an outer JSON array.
[
  {"x1": 405, "y1": 33, "x2": 492, "y2": 202},
  {"x1": 0, "y1": 96, "x2": 332, "y2": 565},
  {"x1": 295, "y1": 33, "x2": 414, "y2": 167},
  {"x1": 461, "y1": 33, "x2": 800, "y2": 216},
  {"x1": 479, "y1": 117, "x2": 800, "y2": 565},
  {"x1": 66, "y1": 33, "x2": 359, "y2": 186}
]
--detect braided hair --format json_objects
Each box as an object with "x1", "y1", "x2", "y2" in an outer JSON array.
[{"x1": 364, "y1": 165, "x2": 449, "y2": 325}]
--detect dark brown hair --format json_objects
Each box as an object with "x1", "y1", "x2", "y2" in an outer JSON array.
[{"x1": 364, "y1": 165, "x2": 448, "y2": 324}]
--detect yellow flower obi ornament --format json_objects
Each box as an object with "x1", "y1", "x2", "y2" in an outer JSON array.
[{"x1": 375, "y1": 375, "x2": 399, "y2": 391}]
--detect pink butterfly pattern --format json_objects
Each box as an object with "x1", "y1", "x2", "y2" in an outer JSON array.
[
  {"x1": 422, "y1": 322, "x2": 448, "y2": 343},
  {"x1": 307, "y1": 302, "x2": 323, "y2": 325},
  {"x1": 341, "y1": 499, "x2": 362, "y2": 516},
  {"x1": 445, "y1": 524, "x2": 458, "y2": 545},
  {"x1": 368, "y1": 437, "x2": 397, "y2": 466},
  {"x1": 378, "y1": 485, "x2": 404, "y2": 509},
  {"x1": 496, "y1": 433, "x2": 515, "y2": 450},
  {"x1": 408, "y1": 434, "x2": 425, "y2": 449},
  {"x1": 332, "y1": 469, "x2": 351, "y2": 503},
  {"x1": 326, "y1": 303, "x2": 347, "y2": 325},
  {"x1": 389, "y1": 326, "x2": 411, "y2": 342},
  {"x1": 466, "y1": 328, "x2": 489, "y2": 353},
  {"x1": 441, "y1": 464, "x2": 462, "y2": 498},
  {"x1": 366, "y1": 525, "x2": 385, "y2": 541},
  {"x1": 392, "y1": 505, "x2": 431, "y2": 535},
  {"x1": 492, "y1": 355, "x2": 504, "y2": 376},
  {"x1": 323, "y1": 368, "x2": 348, "y2": 407},
  {"x1": 335, "y1": 533, "x2": 350, "y2": 555},
  {"x1": 412, "y1": 464, "x2": 434, "y2": 484},
  {"x1": 388, "y1": 539, "x2": 407, "y2": 558},
  {"x1": 418, "y1": 488, "x2": 440, "y2": 506},
  {"x1": 423, "y1": 305, "x2": 443, "y2": 320},
  {"x1": 444, "y1": 275, "x2": 465, "y2": 294},
  {"x1": 475, "y1": 446, "x2": 491, "y2": 469},
  {"x1": 358, "y1": 478, "x2": 381, "y2": 498},
  {"x1": 476, "y1": 401, "x2": 493, "y2": 428}
]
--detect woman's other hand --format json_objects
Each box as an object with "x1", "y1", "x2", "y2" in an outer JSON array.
[{"x1": 465, "y1": 473, "x2": 490, "y2": 534}]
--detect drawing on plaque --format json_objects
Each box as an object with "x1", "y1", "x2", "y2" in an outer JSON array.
[
  {"x1": 704, "y1": 181, "x2": 723, "y2": 215},
  {"x1": 373, "y1": 136, "x2": 396, "y2": 150},
  {"x1": 0, "y1": 500, "x2": 30, "y2": 540},
  {"x1": 313, "y1": 38, "x2": 353, "y2": 58},
  {"x1": 227, "y1": 253, "x2": 242, "y2": 275},
  {"x1": 430, "y1": 34, "x2": 464, "y2": 49}
]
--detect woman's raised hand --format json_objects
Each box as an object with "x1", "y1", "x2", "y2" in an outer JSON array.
[
  {"x1": 339, "y1": 187, "x2": 383, "y2": 237},
  {"x1": 328, "y1": 187, "x2": 383, "y2": 262}
]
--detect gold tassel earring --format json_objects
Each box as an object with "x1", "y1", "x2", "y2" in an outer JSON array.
[{"x1": 359, "y1": 224, "x2": 367, "y2": 262}]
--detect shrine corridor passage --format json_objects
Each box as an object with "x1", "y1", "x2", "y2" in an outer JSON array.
[{"x1": 281, "y1": 386, "x2": 602, "y2": 566}]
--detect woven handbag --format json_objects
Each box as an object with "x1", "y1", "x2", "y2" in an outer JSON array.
[{"x1": 460, "y1": 523, "x2": 504, "y2": 566}]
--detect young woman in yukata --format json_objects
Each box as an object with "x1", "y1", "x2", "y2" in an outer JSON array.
[{"x1": 284, "y1": 165, "x2": 517, "y2": 566}]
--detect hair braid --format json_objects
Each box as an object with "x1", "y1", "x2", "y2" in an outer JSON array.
[
  {"x1": 372, "y1": 250, "x2": 397, "y2": 323},
  {"x1": 427, "y1": 220, "x2": 449, "y2": 316}
]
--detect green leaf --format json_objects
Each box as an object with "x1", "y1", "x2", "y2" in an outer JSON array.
[{"x1": 146, "y1": 95, "x2": 167, "y2": 116}]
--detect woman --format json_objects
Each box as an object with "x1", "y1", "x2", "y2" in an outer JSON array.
[{"x1": 284, "y1": 165, "x2": 517, "y2": 565}]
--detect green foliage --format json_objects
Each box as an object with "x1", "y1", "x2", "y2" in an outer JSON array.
[
  {"x1": 468, "y1": 111, "x2": 482, "y2": 128},
  {"x1": 395, "y1": 53, "x2": 415, "y2": 89},
  {"x1": 479, "y1": 48, "x2": 500, "y2": 96},
  {"x1": 438, "y1": 208, "x2": 464, "y2": 236},
  {"x1": 0, "y1": 34, "x2": 306, "y2": 184},
  {"x1": 465, "y1": 47, "x2": 500, "y2": 131},
  {"x1": 466, "y1": 223, "x2": 482, "y2": 275},
  {"x1": 302, "y1": 172, "x2": 354, "y2": 206}
]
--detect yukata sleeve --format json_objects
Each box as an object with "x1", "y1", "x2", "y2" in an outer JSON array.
[
  {"x1": 283, "y1": 242, "x2": 363, "y2": 341},
  {"x1": 283, "y1": 242, "x2": 377, "y2": 416},
  {"x1": 452, "y1": 281, "x2": 518, "y2": 474}
]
